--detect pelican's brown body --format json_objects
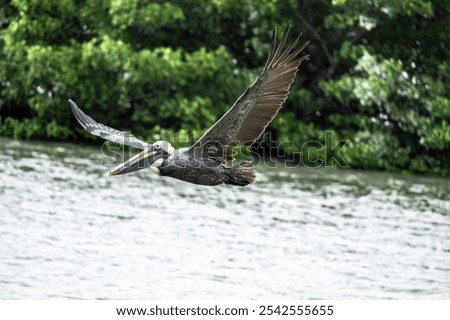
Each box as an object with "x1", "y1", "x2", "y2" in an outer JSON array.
[
  {"x1": 158, "y1": 148, "x2": 255, "y2": 186},
  {"x1": 69, "y1": 27, "x2": 308, "y2": 186}
]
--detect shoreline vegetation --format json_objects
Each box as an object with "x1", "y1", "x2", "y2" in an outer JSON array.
[{"x1": 1, "y1": 0, "x2": 449, "y2": 176}]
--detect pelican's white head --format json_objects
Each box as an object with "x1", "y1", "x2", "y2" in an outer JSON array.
[{"x1": 152, "y1": 140, "x2": 175, "y2": 155}]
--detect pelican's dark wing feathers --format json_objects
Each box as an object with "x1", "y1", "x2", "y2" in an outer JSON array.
[
  {"x1": 189, "y1": 27, "x2": 308, "y2": 162},
  {"x1": 68, "y1": 99, "x2": 150, "y2": 150}
]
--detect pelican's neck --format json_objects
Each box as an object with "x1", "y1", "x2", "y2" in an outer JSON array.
[{"x1": 149, "y1": 157, "x2": 165, "y2": 175}]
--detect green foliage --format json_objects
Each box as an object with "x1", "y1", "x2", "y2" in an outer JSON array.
[{"x1": 0, "y1": 0, "x2": 449, "y2": 175}]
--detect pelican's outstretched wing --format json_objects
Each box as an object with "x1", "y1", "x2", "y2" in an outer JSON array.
[
  {"x1": 189, "y1": 27, "x2": 308, "y2": 162},
  {"x1": 68, "y1": 99, "x2": 150, "y2": 150}
]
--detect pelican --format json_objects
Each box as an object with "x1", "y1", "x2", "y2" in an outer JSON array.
[{"x1": 69, "y1": 27, "x2": 308, "y2": 186}]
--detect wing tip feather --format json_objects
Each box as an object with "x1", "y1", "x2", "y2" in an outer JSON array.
[{"x1": 264, "y1": 27, "x2": 309, "y2": 71}]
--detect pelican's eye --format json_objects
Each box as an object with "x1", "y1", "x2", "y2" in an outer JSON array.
[{"x1": 154, "y1": 143, "x2": 161, "y2": 150}]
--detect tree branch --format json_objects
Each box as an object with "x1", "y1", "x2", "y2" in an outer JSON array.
[{"x1": 295, "y1": 0, "x2": 336, "y2": 78}]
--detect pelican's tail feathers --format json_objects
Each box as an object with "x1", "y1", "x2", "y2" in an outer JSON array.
[{"x1": 226, "y1": 161, "x2": 256, "y2": 186}]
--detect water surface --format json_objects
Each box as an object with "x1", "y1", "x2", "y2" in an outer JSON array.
[{"x1": 0, "y1": 138, "x2": 449, "y2": 299}]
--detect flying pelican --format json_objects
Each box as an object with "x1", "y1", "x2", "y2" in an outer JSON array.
[{"x1": 69, "y1": 27, "x2": 308, "y2": 186}]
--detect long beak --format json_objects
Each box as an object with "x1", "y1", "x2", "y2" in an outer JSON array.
[{"x1": 108, "y1": 148, "x2": 161, "y2": 176}]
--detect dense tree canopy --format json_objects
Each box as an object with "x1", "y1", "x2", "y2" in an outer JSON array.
[{"x1": 0, "y1": 0, "x2": 449, "y2": 175}]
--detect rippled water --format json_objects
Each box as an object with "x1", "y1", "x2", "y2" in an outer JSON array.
[{"x1": 0, "y1": 137, "x2": 449, "y2": 299}]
